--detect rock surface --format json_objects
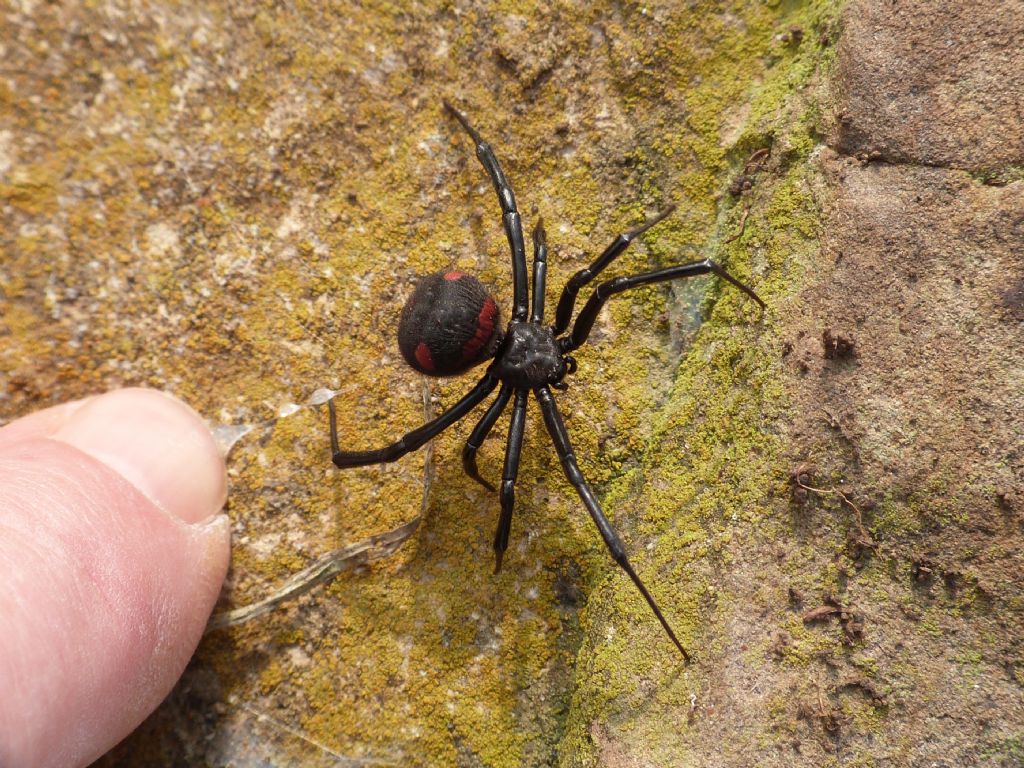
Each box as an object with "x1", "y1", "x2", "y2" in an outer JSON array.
[
  {"x1": 832, "y1": 0, "x2": 1024, "y2": 176},
  {"x1": 1, "y1": 0, "x2": 1021, "y2": 766}
]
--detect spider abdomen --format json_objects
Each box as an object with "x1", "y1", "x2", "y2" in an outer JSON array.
[{"x1": 397, "y1": 271, "x2": 503, "y2": 377}]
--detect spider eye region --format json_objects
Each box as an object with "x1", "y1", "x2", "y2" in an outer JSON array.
[
  {"x1": 397, "y1": 271, "x2": 503, "y2": 377},
  {"x1": 491, "y1": 322, "x2": 569, "y2": 389}
]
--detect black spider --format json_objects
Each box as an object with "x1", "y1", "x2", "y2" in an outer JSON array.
[{"x1": 328, "y1": 101, "x2": 765, "y2": 661}]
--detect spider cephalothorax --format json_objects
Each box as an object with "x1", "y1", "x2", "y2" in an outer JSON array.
[{"x1": 329, "y1": 101, "x2": 765, "y2": 661}]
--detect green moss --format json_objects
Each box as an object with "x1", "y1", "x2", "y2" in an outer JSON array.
[
  {"x1": 841, "y1": 753, "x2": 878, "y2": 768},
  {"x1": 968, "y1": 164, "x2": 1024, "y2": 187},
  {"x1": 842, "y1": 695, "x2": 887, "y2": 735},
  {"x1": 778, "y1": 616, "x2": 839, "y2": 666},
  {"x1": 982, "y1": 736, "x2": 1024, "y2": 763},
  {"x1": 0, "y1": 167, "x2": 59, "y2": 216},
  {"x1": 918, "y1": 612, "x2": 946, "y2": 638},
  {"x1": 871, "y1": 496, "x2": 924, "y2": 537},
  {"x1": 553, "y1": 0, "x2": 842, "y2": 762},
  {"x1": 852, "y1": 654, "x2": 879, "y2": 678}
]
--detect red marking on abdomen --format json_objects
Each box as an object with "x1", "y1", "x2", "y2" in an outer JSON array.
[
  {"x1": 415, "y1": 342, "x2": 436, "y2": 372},
  {"x1": 461, "y1": 297, "x2": 497, "y2": 363},
  {"x1": 443, "y1": 271, "x2": 466, "y2": 281}
]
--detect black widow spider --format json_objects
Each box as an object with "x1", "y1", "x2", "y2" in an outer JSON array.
[{"x1": 328, "y1": 101, "x2": 765, "y2": 661}]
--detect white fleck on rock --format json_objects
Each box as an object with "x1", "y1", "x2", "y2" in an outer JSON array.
[{"x1": 144, "y1": 222, "x2": 181, "y2": 258}]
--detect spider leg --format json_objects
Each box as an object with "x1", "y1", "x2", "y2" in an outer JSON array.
[
  {"x1": 560, "y1": 258, "x2": 765, "y2": 353},
  {"x1": 534, "y1": 385, "x2": 691, "y2": 661},
  {"x1": 443, "y1": 100, "x2": 529, "y2": 321},
  {"x1": 531, "y1": 219, "x2": 548, "y2": 324},
  {"x1": 553, "y1": 206, "x2": 676, "y2": 335},
  {"x1": 330, "y1": 372, "x2": 498, "y2": 467},
  {"x1": 462, "y1": 383, "x2": 513, "y2": 492},
  {"x1": 494, "y1": 389, "x2": 528, "y2": 574}
]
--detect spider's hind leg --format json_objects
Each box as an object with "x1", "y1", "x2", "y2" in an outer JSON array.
[
  {"x1": 534, "y1": 385, "x2": 691, "y2": 661},
  {"x1": 330, "y1": 373, "x2": 498, "y2": 467},
  {"x1": 493, "y1": 389, "x2": 528, "y2": 574},
  {"x1": 462, "y1": 384, "x2": 513, "y2": 492}
]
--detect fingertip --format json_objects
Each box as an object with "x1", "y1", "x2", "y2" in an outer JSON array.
[
  {"x1": 196, "y1": 512, "x2": 233, "y2": 589},
  {"x1": 0, "y1": 388, "x2": 233, "y2": 766},
  {"x1": 50, "y1": 388, "x2": 227, "y2": 525},
  {"x1": 0, "y1": 439, "x2": 232, "y2": 767}
]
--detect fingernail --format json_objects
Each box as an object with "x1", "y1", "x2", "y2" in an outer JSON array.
[{"x1": 51, "y1": 388, "x2": 228, "y2": 524}]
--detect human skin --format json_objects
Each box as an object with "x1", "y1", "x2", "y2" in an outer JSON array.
[{"x1": 0, "y1": 388, "x2": 231, "y2": 768}]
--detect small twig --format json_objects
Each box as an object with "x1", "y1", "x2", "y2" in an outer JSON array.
[
  {"x1": 237, "y1": 702, "x2": 402, "y2": 766},
  {"x1": 801, "y1": 604, "x2": 841, "y2": 623},
  {"x1": 801, "y1": 591, "x2": 865, "y2": 643},
  {"x1": 723, "y1": 205, "x2": 752, "y2": 244},
  {"x1": 205, "y1": 516, "x2": 422, "y2": 632},
  {"x1": 795, "y1": 477, "x2": 864, "y2": 523},
  {"x1": 207, "y1": 384, "x2": 437, "y2": 633},
  {"x1": 744, "y1": 147, "x2": 771, "y2": 175},
  {"x1": 792, "y1": 471, "x2": 874, "y2": 550}
]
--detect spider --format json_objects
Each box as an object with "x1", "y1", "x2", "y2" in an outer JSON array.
[{"x1": 328, "y1": 101, "x2": 765, "y2": 661}]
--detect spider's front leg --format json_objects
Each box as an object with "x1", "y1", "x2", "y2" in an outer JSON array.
[
  {"x1": 534, "y1": 385, "x2": 691, "y2": 661},
  {"x1": 561, "y1": 259, "x2": 765, "y2": 353},
  {"x1": 553, "y1": 205, "x2": 676, "y2": 334},
  {"x1": 329, "y1": 373, "x2": 498, "y2": 467},
  {"x1": 443, "y1": 100, "x2": 529, "y2": 322}
]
